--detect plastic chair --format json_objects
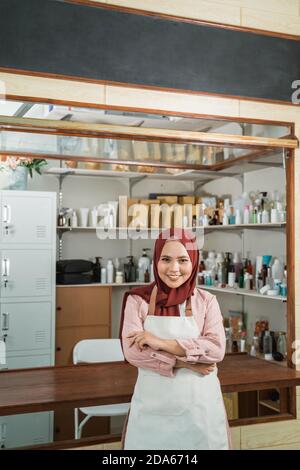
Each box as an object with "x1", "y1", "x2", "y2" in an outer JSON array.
[{"x1": 73, "y1": 338, "x2": 130, "y2": 439}]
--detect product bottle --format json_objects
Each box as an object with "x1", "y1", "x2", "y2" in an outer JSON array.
[
  {"x1": 276, "y1": 332, "x2": 287, "y2": 358},
  {"x1": 71, "y1": 210, "x2": 78, "y2": 228},
  {"x1": 262, "y1": 264, "x2": 268, "y2": 286},
  {"x1": 263, "y1": 330, "x2": 273, "y2": 360},
  {"x1": 101, "y1": 267, "x2": 107, "y2": 284},
  {"x1": 228, "y1": 206, "x2": 235, "y2": 225},
  {"x1": 58, "y1": 212, "x2": 66, "y2": 227},
  {"x1": 250, "y1": 336, "x2": 259, "y2": 357},
  {"x1": 107, "y1": 259, "x2": 114, "y2": 283},
  {"x1": 115, "y1": 271, "x2": 124, "y2": 284},
  {"x1": 144, "y1": 268, "x2": 150, "y2": 283},
  {"x1": 90, "y1": 207, "x2": 98, "y2": 227},
  {"x1": 271, "y1": 258, "x2": 283, "y2": 282},
  {"x1": 235, "y1": 209, "x2": 241, "y2": 225},
  {"x1": 138, "y1": 249, "x2": 151, "y2": 282},
  {"x1": 124, "y1": 256, "x2": 136, "y2": 282},
  {"x1": 222, "y1": 212, "x2": 228, "y2": 226},
  {"x1": 93, "y1": 256, "x2": 102, "y2": 282},
  {"x1": 243, "y1": 205, "x2": 250, "y2": 225}
]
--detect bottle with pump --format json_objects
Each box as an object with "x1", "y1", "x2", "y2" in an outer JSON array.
[
  {"x1": 107, "y1": 259, "x2": 114, "y2": 284},
  {"x1": 138, "y1": 249, "x2": 151, "y2": 282},
  {"x1": 124, "y1": 256, "x2": 136, "y2": 282},
  {"x1": 93, "y1": 256, "x2": 102, "y2": 282},
  {"x1": 263, "y1": 330, "x2": 273, "y2": 360}
]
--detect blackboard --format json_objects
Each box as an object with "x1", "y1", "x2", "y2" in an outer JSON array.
[{"x1": 0, "y1": 0, "x2": 300, "y2": 103}]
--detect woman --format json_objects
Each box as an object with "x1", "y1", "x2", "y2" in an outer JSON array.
[{"x1": 120, "y1": 228, "x2": 230, "y2": 450}]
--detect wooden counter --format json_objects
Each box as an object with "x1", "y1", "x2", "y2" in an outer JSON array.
[{"x1": 1, "y1": 355, "x2": 300, "y2": 417}]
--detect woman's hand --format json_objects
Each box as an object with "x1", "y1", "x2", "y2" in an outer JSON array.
[
  {"x1": 175, "y1": 359, "x2": 216, "y2": 376},
  {"x1": 127, "y1": 330, "x2": 163, "y2": 352}
]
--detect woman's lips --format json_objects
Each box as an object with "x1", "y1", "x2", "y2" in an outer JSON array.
[{"x1": 167, "y1": 274, "x2": 181, "y2": 280}]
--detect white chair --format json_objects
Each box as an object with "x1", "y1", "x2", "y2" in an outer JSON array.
[{"x1": 73, "y1": 338, "x2": 130, "y2": 439}]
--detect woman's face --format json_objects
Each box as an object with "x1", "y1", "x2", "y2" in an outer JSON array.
[{"x1": 157, "y1": 240, "x2": 193, "y2": 288}]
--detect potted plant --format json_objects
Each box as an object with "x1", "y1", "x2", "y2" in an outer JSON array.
[{"x1": 0, "y1": 156, "x2": 47, "y2": 190}]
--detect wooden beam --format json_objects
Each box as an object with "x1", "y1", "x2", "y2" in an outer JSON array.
[{"x1": 0, "y1": 115, "x2": 297, "y2": 149}]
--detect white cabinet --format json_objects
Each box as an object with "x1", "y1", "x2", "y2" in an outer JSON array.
[
  {"x1": 0, "y1": 190, "x2": 56, "y2": 367},
  {"x1": 0, "y1": 191, "x2": 54, "y2": 245},
  {"x1": 0, "y1": 250, "x2": 53, "y2": 298},
  {"x1": 1, "y1": 302, "x2": 52, "y2": 352},
  {"x1": 0, "y1": 190, "x2": 56, "y2": 449},
  {"x1": 0, "y1": 413, "x2": 53, "y2": 449}
]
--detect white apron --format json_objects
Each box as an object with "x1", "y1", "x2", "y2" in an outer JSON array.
[{"x1": 124, "y1": 288, "x2": 229, "y2": 450}]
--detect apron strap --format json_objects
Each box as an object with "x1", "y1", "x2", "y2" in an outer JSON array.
[
  {"x1": 148, "y1": 285, "x2": 158, "y2": 315},
  {"x1": 185, "y1": 296, "x2": 192, "y2": 316},
  {"x1": 148, "y1": 285, "x2": 192, "y2": 316}
]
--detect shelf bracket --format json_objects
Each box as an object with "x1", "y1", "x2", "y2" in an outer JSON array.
[{"x1": 129, "y1": 176, "x2": 148, "y2": 194}]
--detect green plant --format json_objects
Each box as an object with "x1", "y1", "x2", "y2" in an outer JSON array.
[{"x1": 0, "y1": 157, "x2": 47, "y2": 177}]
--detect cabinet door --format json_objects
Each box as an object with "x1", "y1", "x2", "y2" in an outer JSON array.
[
  {"x1": 0, "y1": 191, "x2": 55, "y2": 245},
  {"x1": 0, "y1": 412, "x2": 53, "y2": 449},
  {"x1": 0, "y1": 249, "x2": 53, "y2": 298},
  {"x1": 55, "y1": 325, "x2": 110, "y2": 366},
  {"x1": 56, "y1": 286, "x2": 111, "y2": 328},
  {"x1": 1, "y1": 302, "x2": 52, "y2": 352}
]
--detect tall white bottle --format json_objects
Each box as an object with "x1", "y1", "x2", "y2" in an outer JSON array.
[{"x1": 107, "y1": 259, "x2": 114, "y2": 283}]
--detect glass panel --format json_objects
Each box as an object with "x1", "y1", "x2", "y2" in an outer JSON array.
[
  {"x1": 0, "y1": 130, "x2": 259, "y2": 168},
  {"x1": 0, "y1": 99, "x2": 291, "y2": 138}
]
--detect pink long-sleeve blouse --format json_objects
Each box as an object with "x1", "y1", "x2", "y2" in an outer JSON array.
[{"x1": 121, "y1": 288, "x2": 226, "y2": 378}]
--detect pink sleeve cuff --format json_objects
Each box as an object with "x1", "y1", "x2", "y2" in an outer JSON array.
[
  {"x1": 176, "y1": 339, "x2": 206, "y2": 362},
  {"x1": 150, "y1": 351, "x2": 176, "y2": 377}
]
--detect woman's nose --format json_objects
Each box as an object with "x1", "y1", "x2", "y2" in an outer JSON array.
[{"x1": 169, "y1": 260, "x2": 180, "y2": 271}]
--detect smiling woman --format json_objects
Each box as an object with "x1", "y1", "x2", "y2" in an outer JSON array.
[
  {"x1": 157, "y1": 241, "x2": 193, "y2": 289},
  {"x1": 119, "y1": 228, "x2": 230, "y2": 450}
]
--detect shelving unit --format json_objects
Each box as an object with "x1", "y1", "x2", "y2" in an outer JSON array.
[{"x1": 56, "y1": 223, "x2": 286, "y2": 232}]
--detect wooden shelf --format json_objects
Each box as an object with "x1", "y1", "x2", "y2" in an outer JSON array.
[
  {"x1": 259, "y1": 399, "x2": 280, "y2": 413},
  {"x1": 200, "y1": 285, "x2": 286, "y2": 302}
]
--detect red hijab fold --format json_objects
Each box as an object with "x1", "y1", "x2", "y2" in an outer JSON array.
[{"x1": 119, "y1": 228, "x2": 199, "y2": 337}]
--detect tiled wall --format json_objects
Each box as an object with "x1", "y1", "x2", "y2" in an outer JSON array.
[
  {"x1": 89, "y1": 0, "x2": 300, "y2": 35},
  {"x1": 1, "y1": 0, "x2": 300, "y2": 450}
]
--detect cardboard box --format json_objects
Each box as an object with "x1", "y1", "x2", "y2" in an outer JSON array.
[
  {"x1": 157, "y1": 195, "x2": 178, "y2": 205},
  {"x1": 178, "y1": 196, "x2": 195, "y2": 205}
]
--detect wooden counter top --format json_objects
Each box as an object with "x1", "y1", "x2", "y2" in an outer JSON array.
[{"x1": 1, "y1": 355, "x2": 300, "y2": 416}]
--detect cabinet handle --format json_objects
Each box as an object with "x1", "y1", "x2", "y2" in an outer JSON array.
[
  {"x1": 56, "y1": 306, "x2": 62, "y2": 311},
  {"x1": 3, "y1": 205, "x2": 11, "y2": 224},
  {"x1": 1, "y1": 312, "x2": 9, "y2": 331},
  {"x1": 56, "y1": 347, "x2": 61, "y2": 351},
  {"x1": 2, "y1": 258, "x2": 10, "y2": 277}
]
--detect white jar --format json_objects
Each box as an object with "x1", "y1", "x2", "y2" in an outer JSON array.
[{"x1": 115, "y1": 271, "x2": 124, "y2": 284}]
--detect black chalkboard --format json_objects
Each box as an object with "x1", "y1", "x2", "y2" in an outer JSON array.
[{"x1": 0, "y1": 0, "x2": 299, "y2": 102}]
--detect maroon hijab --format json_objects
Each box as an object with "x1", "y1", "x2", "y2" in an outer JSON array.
[{"x1": 119, "y1": 228, "x2": 199, "y2": 337}]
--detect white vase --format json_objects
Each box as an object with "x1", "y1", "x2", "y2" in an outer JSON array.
[{"x1": 0, "y1": 166, "x2": 28, "y2": 190}]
